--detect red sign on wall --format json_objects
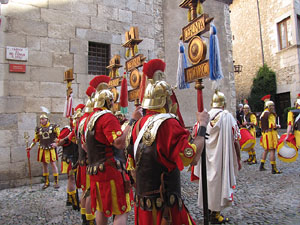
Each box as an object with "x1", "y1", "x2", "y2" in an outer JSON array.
[{"x1": 9, "y1": 64, "x2": 26, "y2": 73}]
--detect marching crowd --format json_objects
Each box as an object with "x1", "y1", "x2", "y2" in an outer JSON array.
[{"x1": 25, "y1": 58, "x2": 300, "y2": 225}]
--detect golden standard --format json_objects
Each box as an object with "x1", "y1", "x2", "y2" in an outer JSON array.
[
  {"x1": 185, "y1": 60, "x2": 209, "y2": 83},
  {"x1": 182, "y1": 15, "x2": 206, "y2": 42}
]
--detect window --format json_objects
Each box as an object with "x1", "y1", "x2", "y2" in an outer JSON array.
[
  {"x1": 88, "y1": 42, "x2": 110, "y2": 75},
  {"x1": 277, "y1": 17, "x2": 292, "y2": 50}
]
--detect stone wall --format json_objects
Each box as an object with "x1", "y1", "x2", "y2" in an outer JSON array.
[
  {"x1": 0, "y1": 0, "x2": 163, "y2": 189},
  {"x1": 163, "y1": 0, "x2": 236, "y2": 127},
  {"x1": 230, "y1": 0, "x2": 300, "y2": 104}
]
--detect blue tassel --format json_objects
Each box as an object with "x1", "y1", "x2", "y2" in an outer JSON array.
[
  {"x1": 209, "y1": 24, "x2": 223, "y2": 82},
  {"x1": 177, "y1": 41, "x2": 190, "y2": 89}
]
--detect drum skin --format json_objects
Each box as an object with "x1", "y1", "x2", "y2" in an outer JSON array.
[{"x1": 277, "y1": 133, "x2": 298, "y2": 163}]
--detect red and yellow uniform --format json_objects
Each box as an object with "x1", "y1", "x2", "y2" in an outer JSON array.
[
  {"x1": 126, "y1": 109, "x2": 197, "y2": 225},
  {"x1": 240, "y1": 107, "x2": 257, "y2": 164},
  {"x1": 58, "y1": 126, "x2": 75, "y2": 175},
  {"x1": 287, "y1": 109, "x2": 300, "y2": 148},
  {"x1": 260, "y1": 108, "x2": 278, "y2": 150},
  {"x1": 32, "y1": 122, "x2": 60, "y2": 163},
  {"x1": 86, "y1": 108, "x2": 132, "y2": 217}
]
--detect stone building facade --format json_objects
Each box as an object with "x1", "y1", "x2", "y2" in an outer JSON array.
[
  {"x1": 230, "y1": 0, "x2": 300, "y2": 110},
  {"x1": 0, "y1": 0, "x2": 234, "y2": 189}
]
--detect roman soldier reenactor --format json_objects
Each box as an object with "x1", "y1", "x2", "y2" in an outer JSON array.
[
  {"x1": 259, "y1": 95, "x2": 281, "y2": 174},
  {"x1": 77, "y1": 86, "x2": 96, "y2": 225},
  {"x1": 193, "y1": 90, "x2": 241, "y2": 224},
  {"x1": 241, "y1": 103, "x2": 257, "y2": 164},
  {"x1": 27, "y1": 112, "x2": 60, "y2": 189},
  {"x1": 125, "y1": 59, "x2": 209, "y2": 225},
  {"x1": 85, "y1": 75, "x2": 142, "y2": 225},
  {"x1": 285, "y1": 93, "x2": 300, "y2": 149},
  {"x1": 56, "y1": 104, "x2": 84, "y2": 210}
]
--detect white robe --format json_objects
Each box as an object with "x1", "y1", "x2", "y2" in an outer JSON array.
[{"x1": 194, "y1": 108, "x2": 240, "y2": 211}]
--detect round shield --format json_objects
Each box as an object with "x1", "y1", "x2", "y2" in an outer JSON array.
[
  {"x1": 188, "y1": 36, "x2": 207, "y2": 65},
  {"x1": 111, "y1": 87, "x2": 119, "y2": 103},
  {"x1": 130, "y1": 69, "x2": 141, "y2": 89}
]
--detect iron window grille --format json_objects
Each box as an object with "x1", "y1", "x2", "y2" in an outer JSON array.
[{"x1": 88, "y1": 42, "x2": 110, "y2": 75}]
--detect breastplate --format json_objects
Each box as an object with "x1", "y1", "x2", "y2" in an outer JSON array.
[
  {"x1": 38, "y1": 125, "x2": 57, "y2": 149},
  {"x1": 294, "y1": 112, "x2": 300, "y2": 131}
]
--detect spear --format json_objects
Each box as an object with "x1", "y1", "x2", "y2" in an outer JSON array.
[{"x1": 24, "y1": 132, "x2": 32, "y2": 188}]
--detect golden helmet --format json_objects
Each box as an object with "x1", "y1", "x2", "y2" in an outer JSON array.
[
  {"x1": 142, "y1": 80, "x2": 173, "y2": 110},
  {"x1": 85, "y1": 86, "x2": 96, "y2": 113},
  {"x1": 94, "y1": 89, "x2": 114, "y2": 109},
  {"x1": 265, "y1": 100, "x2": 275, "y2": 108},
  {"x1": 261, "y1": 94, "x2": 273, "y2": 109},
  {"x1": 211, "y1": 90, "x2": 226, "y2": 108},
  {"x1": 74, "y1": 104, "x2": 85, "y2": 119},
  {"x1": 85, "y1": 98, "x2": 94, "y2": 113},
  {"x1": 142, "y1": 58, "x2": 175, "y2": 111},
  {"x1": 40, "y1": 114, "x2": 48, "y2": 119},
  {"x1": 243, "y1": 104, "x2": 250, "y2": 109}
]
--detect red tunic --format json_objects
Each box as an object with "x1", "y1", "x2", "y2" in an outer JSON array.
[{"x1": 130, "y1": 110, "x2": 196, "y2": 225}]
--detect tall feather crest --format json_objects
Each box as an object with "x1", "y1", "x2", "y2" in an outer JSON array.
[
  {"x1": 75, "y1": 104, "x2": 85, "y2": 111},
  {"x1": 142, "y1": 59, "x2": 166, "y2": 79},
  {"x1": 40, "y1": 106, "x2": 50, "y2": 114},
  {"x1": 261, "y1": 94, "x2": 271, "y2": 102},
  {"x1": 89, "y1": 75, "x2": 110, "y2": 89},
  {"x1": 86, "y1": 86, "x2": 96, "y2": 97}
]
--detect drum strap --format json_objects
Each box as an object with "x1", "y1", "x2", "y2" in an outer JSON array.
[{"x1": 295, "y1": 114, "x2": 300, "y2": 124}]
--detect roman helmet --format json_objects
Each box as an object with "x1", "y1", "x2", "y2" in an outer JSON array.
[
  {"x1": 211, "y1": 90, "x2": 226, "y2": 108},
  {"x1": 261, "y1": 94, "x2": 274, "y2": 109},
  {"x1": 40, "y1": 114, "x2": 49, "y2": 120},
  {"x1": 141, "y1": 59, "x2": 177, "y2": 113},
  {"x1": 85, "y1": 86, "x2": 96, "y2": 113},
  {"x1": 94, "y1": 89, "x2": 114, "y2": 109},
  {"x1": 89, "y1": 75, "x2": 112, "y2": 109},
  {"x1": 40, "y1": 106, "x2": 50, "y2": 120},
  {"x1": 74, "y1": 104, "x2": 85, "y2": 119}
]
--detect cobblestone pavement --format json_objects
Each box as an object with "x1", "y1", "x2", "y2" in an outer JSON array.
[{"x1": 1, "y1": 133, "x2": 300, "y2": 225}]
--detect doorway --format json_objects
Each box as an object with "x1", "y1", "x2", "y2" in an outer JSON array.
[{"x1": 275, "y1": 92, "x2": 291, "y2": 129}]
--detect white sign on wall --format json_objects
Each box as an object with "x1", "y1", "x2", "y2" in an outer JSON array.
[{"x1": 6, "y1": 46, "x2": 28, "y2": 61}]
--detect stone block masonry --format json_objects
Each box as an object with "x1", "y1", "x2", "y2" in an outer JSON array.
[{"x1": 0, "y1": 0, "x2": 164, "y2": 189}]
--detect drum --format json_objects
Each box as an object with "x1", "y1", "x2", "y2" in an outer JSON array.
[
  {"x1": 239, "y1": 128, "x2": 255, "y2": 151},
  {"x1": 277, "y1": 133, "x2": 298, "y2": 163}
]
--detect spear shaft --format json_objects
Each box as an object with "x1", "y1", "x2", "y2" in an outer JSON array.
[{"x1": 24, "y1": 132, "x2": 32, "y2": 188}]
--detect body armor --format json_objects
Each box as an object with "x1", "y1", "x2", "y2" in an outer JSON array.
[
  {"x1": 292, "y1": 110, "x2": 300, "y2": 131},
  {"x1": 36, "y1": 124, "x2": 58, "y2": 149},
  {"x1": 86, "y1": 129, "x2": 113, "y2": 173},
  {"x1": 134, "y1": 142, "x2": 182, "y2": 211},
  {"x1": 126, "y1": 114, "x2": 182, "y2": 211},
  {"x1": 260, "y1": 111, "x2": 276, "y2": 132},
  {"x1": 85, "y1": 110, "x2": 124, "y2": 175},
  {"x1": 62, "y1": 142, "x2": 78, "y2": 165},
  {"x1": 242, "y1": 113, "x2": 255, "y2": 129}
]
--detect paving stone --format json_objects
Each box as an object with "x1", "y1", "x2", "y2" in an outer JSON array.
[{"x1": 0, "y1": 131, "x2": 300, "y2": 224}]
